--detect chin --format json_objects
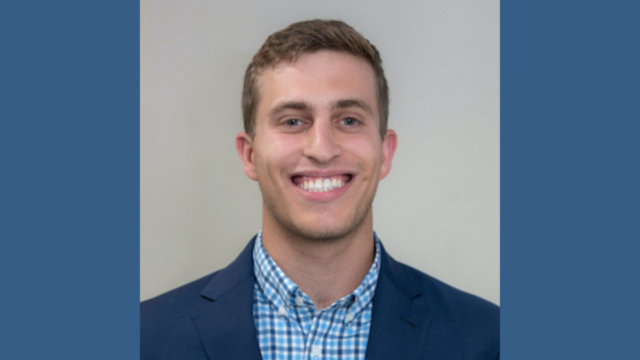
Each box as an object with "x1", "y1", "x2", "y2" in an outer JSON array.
[
  {"x1": 278, "y1": 215, "x2": 368, "y2": 242},
  {"x1": 262, "y1": 193, "x2": 374, "y2": 242},
  {"x1": 293, "y1": 227, "x2": 351, "y2": 242}
]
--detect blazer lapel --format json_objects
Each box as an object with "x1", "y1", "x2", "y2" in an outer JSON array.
[
  {"x1": 365, "y1": 246, "x2": 431, "y2": 360},
  {"x1": 188, "y1": 239, "x2": 431, "y2": 360},
  {"x1": 190, "y1": 239, "x2": 263, "y2": 360}
]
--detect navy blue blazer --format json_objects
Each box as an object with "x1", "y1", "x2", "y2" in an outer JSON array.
[{"x1": 141, "y1": 238, "x2": 499, "y2": 359}]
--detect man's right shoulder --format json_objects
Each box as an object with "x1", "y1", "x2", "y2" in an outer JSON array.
[
  {"x1": 141, "y1": 237, "x2": 257, "y2": 322},
  {"x1": 140, "y1": 271, "x2": 222, "y2": 359},
  {"x1": 142, "y1": 271, "x2": 220, "y2": 312}
]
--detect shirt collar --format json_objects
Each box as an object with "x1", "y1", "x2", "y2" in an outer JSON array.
[{"x1": 253, "y1": 230, "x2": 381, "y2": 324}]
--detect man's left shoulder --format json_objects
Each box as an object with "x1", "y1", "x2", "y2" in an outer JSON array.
[
  {"x1": 390, "y1": 258, "x2": 499, "y2": 332},
  {"x1": 374, "y1": 251, "x2": 499, "y2": 358},
  {"x1": 403, "y1": 262, "x2": 498, "y2": 316}
]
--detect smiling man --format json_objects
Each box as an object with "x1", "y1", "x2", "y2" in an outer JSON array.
[{"x1": 141, "y1": 20, "x2": 499, "y2": 360}]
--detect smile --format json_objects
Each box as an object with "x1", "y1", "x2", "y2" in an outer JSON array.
[{"x1": 292, "y1": 175, "x2": 352, "y2": 193}]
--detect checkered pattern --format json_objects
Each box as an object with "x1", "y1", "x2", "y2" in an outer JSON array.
[{"x1": 253, "y1": 230, "x2": 381, "y2": 360}]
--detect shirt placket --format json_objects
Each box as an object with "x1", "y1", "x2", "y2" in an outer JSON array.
[
  {"x1": 253, "y1": 232, "x2": 382, "y2": 360},
  {"x1": 304, "y1": 308, "x2": 325, "y2": 360},
  {"x1": 292, "y1": 296, "x2": 313, "y2": 337}
]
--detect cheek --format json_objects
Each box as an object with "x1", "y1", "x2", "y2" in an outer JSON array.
[
  {"x1": 255, "y1": 138, "x2": 301, "y2": 174},
  {"x1": 346, "y1": 137, "x2": 383, "y2": 165},
  {"x1": 274, "y1": 135, "x2": 305, "y2": 157}
]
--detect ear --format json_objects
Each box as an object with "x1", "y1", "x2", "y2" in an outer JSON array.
[
  {"x1": 235, "y1": 132, "x2": 258, "y2": 181},
  {"x1": 380, "y1": 129, "x2": 398, "y2": 180}
]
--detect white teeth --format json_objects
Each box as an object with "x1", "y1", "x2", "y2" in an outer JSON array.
[
  {"x1": 296, "y1": 176, "x2": 348, "y2": 193},
  {"x1": 323, "y1": 179, "x2": 331, "y2": 192}
]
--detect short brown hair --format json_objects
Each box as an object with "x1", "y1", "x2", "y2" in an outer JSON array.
[{"x1": 242, "y1": 19, "x2": 389, "y2": 138}]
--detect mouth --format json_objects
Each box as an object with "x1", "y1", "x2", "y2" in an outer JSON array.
[{"x1": 291, "y1": 174, "x2": 352, "y2": 193}]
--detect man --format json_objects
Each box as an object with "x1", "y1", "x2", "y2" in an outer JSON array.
[{"x1": 141, "y1": 20, "x2": 499, "y2": 359}]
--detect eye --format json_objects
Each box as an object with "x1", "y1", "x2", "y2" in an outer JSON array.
[
  {"x1": 341, "y1": 117, "x2": 359, "y2": 126},
  {"x1": 284, "y1": 118, "x2": 301, "y2": 126}
]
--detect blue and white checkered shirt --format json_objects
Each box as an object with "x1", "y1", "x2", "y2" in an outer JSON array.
[{"x1": 253, "y1": 231, "x2": 381, "y2": 360}]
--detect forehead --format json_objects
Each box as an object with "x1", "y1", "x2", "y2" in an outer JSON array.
[{"x1": 255, "y1": 51, "x2": 378, "y2": 118}]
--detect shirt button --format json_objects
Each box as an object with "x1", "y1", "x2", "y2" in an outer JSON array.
[
  {"x1": 278, "y1": 306, "x2": 287, "y2": 316},
  {"x1": 345, "y1": 312, "x2": 355, "y2": 322},
  {"x1": 294, "y1": 296, "x2": 304, "y2": 306},
  {"x1": 311, "y1": 345, "x2": 322, "y2": 357}
]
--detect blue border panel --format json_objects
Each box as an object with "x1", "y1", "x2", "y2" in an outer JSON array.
[
  {"x1": 503, "y1": 1, "x2": 640, "y2": 358},
  {"x1": 1, "y1": 2, "x2": 139, "y2": 358}
]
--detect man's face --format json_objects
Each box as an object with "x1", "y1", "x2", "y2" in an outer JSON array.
[{"x1": 236, "y1": 50, "x2": 397, "y2": 241}]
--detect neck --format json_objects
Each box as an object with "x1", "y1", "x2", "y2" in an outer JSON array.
[{"x1": 261, "y1": 214, "x2": 375, "y2": 310}]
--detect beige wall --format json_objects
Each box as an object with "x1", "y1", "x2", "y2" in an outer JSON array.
[{"x1": 141, "y1": 0, "x2": 500, "y2": 305}]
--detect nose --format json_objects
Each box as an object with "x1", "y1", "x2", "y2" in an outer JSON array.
[{"x1": 302, "y1": 120, "x2": 342, "y2": 164}]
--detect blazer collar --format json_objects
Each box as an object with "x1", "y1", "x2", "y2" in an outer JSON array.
[
  {"x1": 365, "y1": 243, "x2": 431, "y2": 360},
  {"x1": 190, "y1": 238, "x2": 430, "y2": 360},
  {"x1": 191, "y1": 237, "x2": 263, "y2": 360}
]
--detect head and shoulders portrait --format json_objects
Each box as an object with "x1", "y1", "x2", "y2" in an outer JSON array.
[{"x1": 141, "y1": 2, "x2": 499, "y2": 359}]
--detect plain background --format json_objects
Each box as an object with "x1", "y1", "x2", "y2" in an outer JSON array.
[{"x1": 141, "y1": 0, "x2": 500, "y2": 305}]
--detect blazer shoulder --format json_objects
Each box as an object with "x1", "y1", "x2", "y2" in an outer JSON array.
[
  {"x1": 140, "y1": 272, "x2": 221, "y2": 359},
  {"x1": 141, "y1": 271, "x2": 220, "y2": 317},
  {"x1": 140, "y1": 272, "x2": 220, "y2": 336},
  {"x1": 140, "y1": 239, "x2": 257, "y2": 359},
  {"x1": 398, "y1": 261, "x2": 499, "y2": 320},
  {"x1": 141, "y1": 238, "x2": 256, "y2": 320},
  {"x1": 387, "y1": 258, "x2": 499, "y2": 348},
  {"x1": 399, "y1": 261, "x2": 500, "y2": 357}
]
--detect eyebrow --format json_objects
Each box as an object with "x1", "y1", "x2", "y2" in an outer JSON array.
[
  {"x1": 334, "y1": 99, "x2": 374, "y2": 115},
  {"x1": 269, "y1": 99, "x2": 374, "y2": 117},
  {"x1": 268, "y1": 101, "x2": 314, "y2": 117}
]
